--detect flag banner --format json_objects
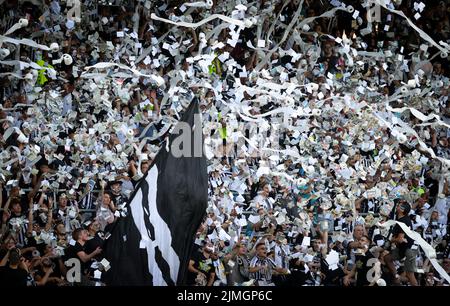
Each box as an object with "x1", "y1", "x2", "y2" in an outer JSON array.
[{"x1": 103, "y1": 100, "x2": 208, "y2": 285}]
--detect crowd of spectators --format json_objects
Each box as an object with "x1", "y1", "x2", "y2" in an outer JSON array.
[{"x1": 0, "y1": 0, "x2": 449, "y2": 286}]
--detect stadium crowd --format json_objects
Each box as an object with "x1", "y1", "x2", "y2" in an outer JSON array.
[{"x1": 0, "y1": 0, "x2": 449, "y2": 286}]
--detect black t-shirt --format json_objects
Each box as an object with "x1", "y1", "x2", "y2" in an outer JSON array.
[
  {"x1": 111, "y1": 193, "x2": 126, "y2": 207},
  {"x1": 424, "y1": 177, "x2": 439, "y2": 200},
  {"x1": 187, "y1": 251, "x2": 215, "y2": 285},
  {"x1": 0, "y1": 266, "x2": 28, "y2": 286},
  {"x1": 52, "y1": 207, "x2": 67, "y2": 224},
  {"x1": 322, "y1": 261, "x2": 345, "y2": 286},
  {"x1": 392, "y1": 215, "x2": 414, "y2": 256},
  {"x1": 65, "y1": 242, "x2": 88, "y2": 274},
  {"x1": 355, "y1": 252, "x2": 378, "y2": 286},
  {"x1": 25, "y1": 234, "x2": 47, "y2": 256},
  {"x1": 85, "y1": 232, "x2": 105, "y2": 261},
  {"x1": 0, "y1": 249, "x2": 8, "y2": 262},
  {"x1": 288, "y1": 266, "x2": 309, "y2": 285}
]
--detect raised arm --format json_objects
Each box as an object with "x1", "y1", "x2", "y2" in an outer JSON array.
[
  {"x1": 2, "y1": 190, "x2": 15, "y2": 212},
  {"x1": 0, "y1": 249, "x2": 9, "y2": 267},
  {"x1": 27, "y1": 196, "x2": 34, "y2": 235},
  {"x1": 98, "y1": 180, "x2": 106, "y2": 208},
  {"x1": 29, "y1": 174, "x2": 43, "y2": 200},
  {"x1": 343, "y1": 264, "x2": 356, "y2": 286},
  {"x1": 37, "y1": 188, "x2": 46, "y2": 207},
  {"x1": 35, "y1": 265, "x2": 53, "y2": 286},
  {"x1": 187, "y1": 28, "x2": 198, "y2": 55},
  {"x1": 129, "y1": 159, "x2": 138, "y2": 178},
  {"x1": 44, "y1": 197, "x2": 53, "y2": 232}
]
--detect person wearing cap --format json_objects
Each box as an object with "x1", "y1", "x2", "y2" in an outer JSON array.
[
  {"x1": 384, "y1": 202, "x2": 418, "y2": 286},
  {"x1": 53, "y1": 193, "x2": 78, "y2": 233},
  {"x1": 95, "y1": 191, "x2": 117, "y2": 232},
  {"x1": 108, "y1": 179, "x2": 125, "y2": 207}
]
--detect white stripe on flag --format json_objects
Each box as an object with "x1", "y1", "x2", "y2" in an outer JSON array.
[
  {"x1": 146, "y1": 165, "x2": 181, "y2": 285},
  {"x1": 129, "y1": 187, "x2": 166, "y2": 285},
  {"x1": 146, "y1": 239, "x2": 167, "y2": 286}
]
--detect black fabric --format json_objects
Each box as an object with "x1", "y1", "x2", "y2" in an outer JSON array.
[
  {"x1": 103, "y1": 99, "x2": 207, "y2": 286},
  {"x1": 359, "y1": 198, "x2": 381, "y2": 214},
  {"x1": 85, "y1": 232, "x2": 105, "y2": 261},
  {"x1": 102, "y1": 208, "x2": 152, "y2": 285},
  {"x1": 65, "y1": 242, "x2": 89, "y2": 274},
  {"x1": 424, "y1": 176, "x2": 439, "y2": 201},
  {"x1": 354, "y1": 252, "x2": 376, "y2": 286},
  {"x1": 0, "y1": 266, "x2": 28, "y2": 286},
  {"x1": 323, "y1": 265, "x2": 345, "y2": 286}
]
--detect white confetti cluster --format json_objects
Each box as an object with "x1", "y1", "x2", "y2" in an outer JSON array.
[{"x1": 0, "y1": 0, "x2": 450, "y2": 286}]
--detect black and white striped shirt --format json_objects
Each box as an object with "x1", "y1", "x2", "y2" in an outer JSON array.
[
  {"x1": 78, "y1": 191, "x2": 96, "y2": 210},
  {"x1": 249, "y1": 256, "x2": 277, "y2": 283}
]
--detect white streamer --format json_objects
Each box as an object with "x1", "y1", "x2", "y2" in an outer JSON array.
[
  {"x1": 82, "y1": 62, "x2": 165, "y2": 87},
  {"x1": 150, "y1": 13, "x2": 250, "y2": 29},
  {"x1": 3, "y1": 18, "x2": 28, "y2": 37},
  {"x1": 379, "y1": 220, "x2": 450, "y2": 284},
  {"x1": 183, "y1": 0, "x2": 213, "y2": 9},
  {"x1": 386, "y1": 104, "x2": 450, "y2": 129},
  {"x1": 0, "y1": 35, "x2": 51, "y2": 51}
]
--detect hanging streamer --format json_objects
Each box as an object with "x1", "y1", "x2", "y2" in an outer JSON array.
[
  {"x1": 379, "y1": 220, "x2": 450, "y2": 284},
  {"x1": 373, "y1": 0, "x2": 449, "y2": 56},
  {"x1": 385, "y1": 104, "x2": 450, "y2": 129},
  {"x1": 182, "y1": 0, "x2": 213, "y2": 9}
]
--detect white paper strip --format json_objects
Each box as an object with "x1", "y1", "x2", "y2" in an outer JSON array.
[
  {"x1": 150, "y1": 13, "x2": 249, "y2": 29},
  {"x1": 379, "y1": 220, "x2": 450, "y2": 284}
]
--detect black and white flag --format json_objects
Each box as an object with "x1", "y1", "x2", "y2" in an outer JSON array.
[{"x1": 103, "y1": 100, "x2": 208, "y2": 285}]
